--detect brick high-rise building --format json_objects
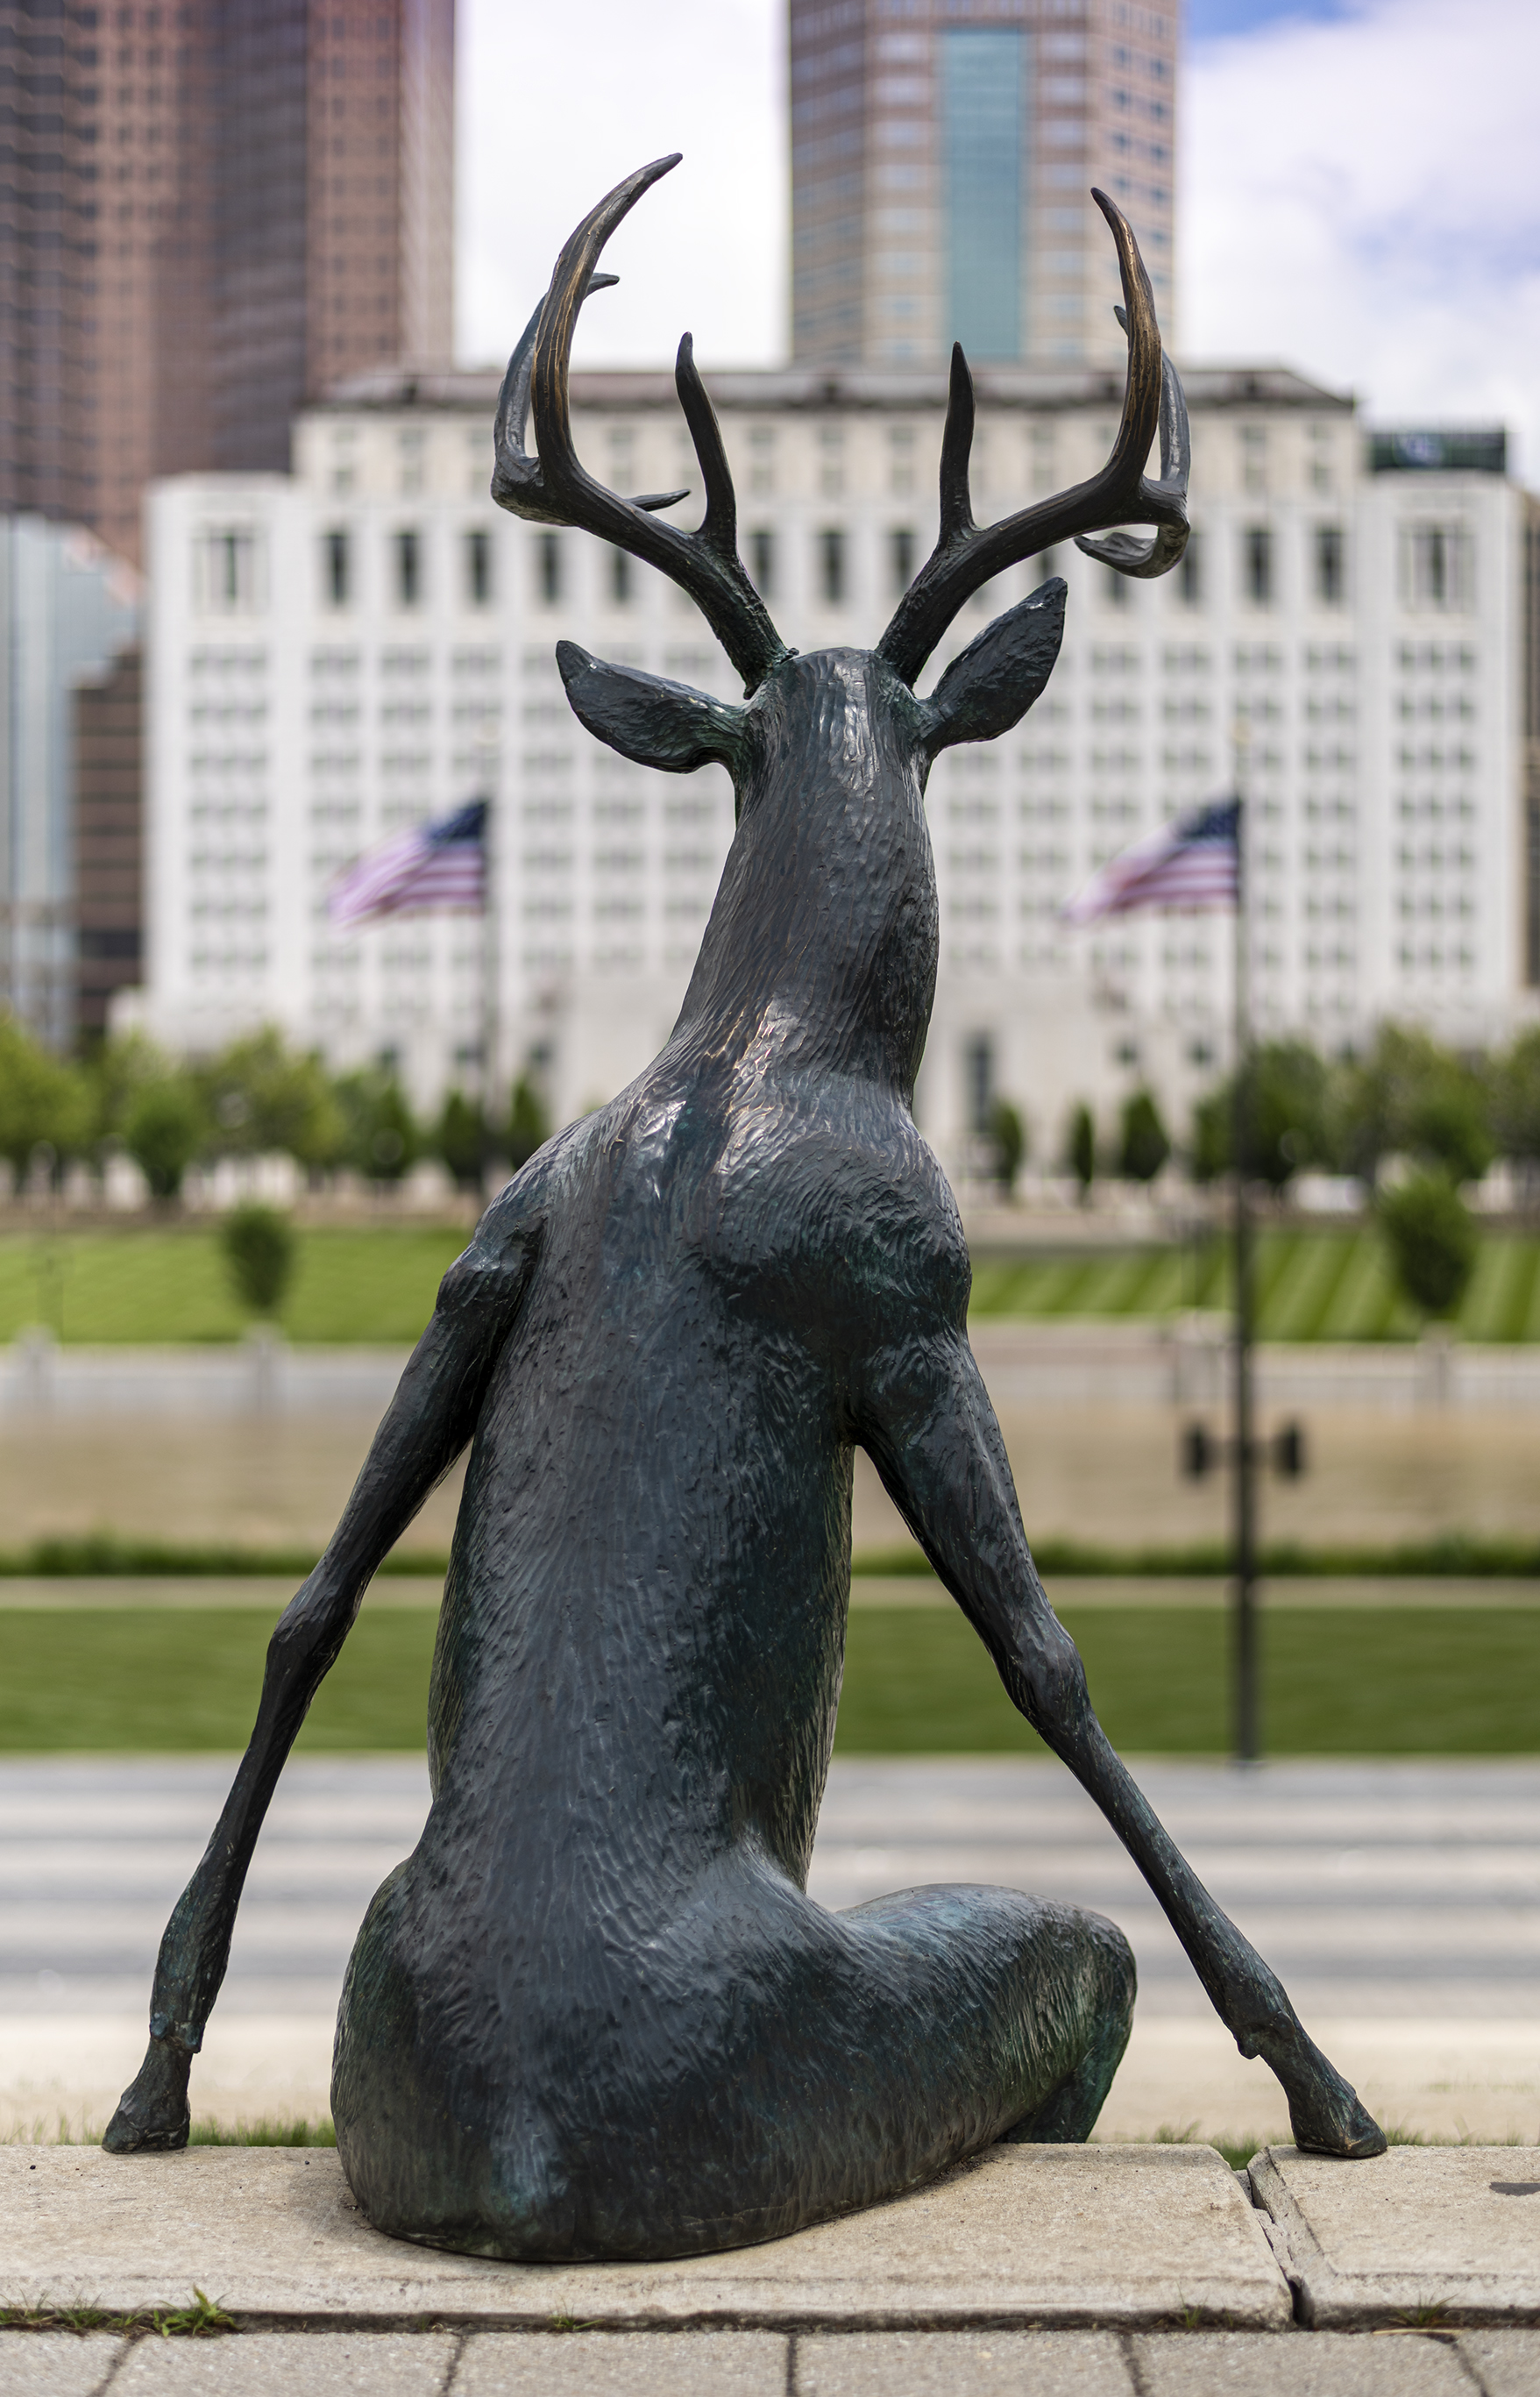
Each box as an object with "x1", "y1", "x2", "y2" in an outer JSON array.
[
  {"x1": 790, "y1": 0, "x2": 1176, "y2": 372},
  {"x1": 0, "y1": 0, "x2": 455, "y2": 569}
]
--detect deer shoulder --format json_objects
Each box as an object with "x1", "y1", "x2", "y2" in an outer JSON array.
[{"x1": 695, "y1": 1081, "x2": 969, "y2": 1352}]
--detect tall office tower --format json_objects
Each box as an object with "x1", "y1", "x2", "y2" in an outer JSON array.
[
  {"x1": 790, "y1": 0, "x2": 1176, "y2": 371},
  {"x1": 74, "y1": 644, "x2": 143, "y2": 1044},
  {"x1": 0, "y1": 0, "x2": 455, "y2": 569},
  {"x1": 0, "y1": 518, "x2": 138, "y2": 1049}
]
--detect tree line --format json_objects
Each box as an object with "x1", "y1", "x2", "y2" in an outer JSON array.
[
  {"x1": 987, "y1": 1023, "x2": 1540, "y2": 1320},
  {"x1": 0, "y1": 1019, "x2": 550, "y2": 1201},
  {"x1": 976, "y1": 1023, "x2": 1540, "y2": 1204}
]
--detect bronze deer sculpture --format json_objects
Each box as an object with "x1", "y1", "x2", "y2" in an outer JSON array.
[{"x1": 105, "y1": 157, "x2": 1385, "y2": 2258}]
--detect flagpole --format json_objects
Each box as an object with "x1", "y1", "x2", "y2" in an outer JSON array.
[
  {"x1": 1231, "y1": 717, "x2": 1258, "y2": 1767},
  {"x1": 478, "y1": 741, "x2": 500, "y2": 1171}
]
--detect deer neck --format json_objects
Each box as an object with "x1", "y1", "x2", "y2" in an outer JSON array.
[{"x1": 671, "y1": 652, "x2": 938, "y2": 1106}]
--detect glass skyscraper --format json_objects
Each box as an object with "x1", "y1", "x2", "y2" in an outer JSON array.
[{"x1": 791, "y1": 0, "x2": 1177, "y2": 371}]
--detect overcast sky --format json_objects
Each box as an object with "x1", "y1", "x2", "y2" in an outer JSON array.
[{"x1": 458, "y1": 0, "x2": 1539, "y2": 478}]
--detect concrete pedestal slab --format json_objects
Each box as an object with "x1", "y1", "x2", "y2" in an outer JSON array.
[
  {"x1": 2, "y1": 2143, "x2": 1288, "y2": 2332},
  {"x1": 1132, "y1": 2329, "x2": 1476, "y2": 2393},
  {"x1": 792, "y1": 2329, "x2": 1132, "y2": 2392},
  {"x1": 0, "y1": 2337, "x2": 125, "y2": 2396},
  {"x1": 453, "y1": 2331, "x2": 789, "y2": 2393},
  {"x1": 111, "y1": 2333, "x2": 459, "y2": 2393},
  {"x1": 6, "y1": 2328, "x2": 1540, "y2": 2394},
  {"x1": 1250, "y1": 2145, "x2": 1540, "y2": 2329},
  {"x1": 1458, "y1": 2333, "x2": 1540, "y2": 2397}
]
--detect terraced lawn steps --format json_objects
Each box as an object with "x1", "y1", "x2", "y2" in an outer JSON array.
[
  {"x1": 969, "y1": 1225, "x2": 1540, "y2": 1342},
  {"x1": 12, "y1": 1221, "x2": 1540, "y2": 1346}
]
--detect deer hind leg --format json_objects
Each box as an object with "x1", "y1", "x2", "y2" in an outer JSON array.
[
  {"x1": 334, "y1": 1871, "x2": 1135, "y2": 2261},
  {"x1": 861, "y1": 1335, "x2": 1387, "y2": 2161},
  {"x1": 1004, "y1": 1606, "x2": 1385, "y2": 2158},
  {"x1": 840, "y1": 1881, "x2": 1137, "y2": 2154}
]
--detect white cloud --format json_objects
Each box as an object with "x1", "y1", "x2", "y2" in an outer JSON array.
[
  {"x1": 1184, "y1": 0, "x2": 1540, "y2": 475},
  {"x1": 456, "y1": 0, "x2": 784, "y2": 373}
]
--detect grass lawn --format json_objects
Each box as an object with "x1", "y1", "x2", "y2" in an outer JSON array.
[
  {"x1": 969, "y1": 1223, "x2": 1540, "y2": 1342},
  {"x1": 0, "y1": 1226, "x2": 465, "y2": 1345},
  {"x1": 3, "y1": 1604, "x2": 1536, "y2": 1755},
  {"x1": 8, "y1": 1220, "x2": 1540, "y2": 1344}
]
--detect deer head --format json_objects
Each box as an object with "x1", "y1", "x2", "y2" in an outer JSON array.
[{"x1": 492, "y1": 157, "x2": 1190, "y2": 1086}]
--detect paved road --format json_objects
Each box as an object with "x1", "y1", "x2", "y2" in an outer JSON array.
[{"x1": 2, "y1": 1753, "x2": 1536, "y2": 2024}]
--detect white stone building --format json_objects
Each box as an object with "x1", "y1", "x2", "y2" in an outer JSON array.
[{"x1": 136, "y1": 366, "x2": 1535, "y2": 1177}]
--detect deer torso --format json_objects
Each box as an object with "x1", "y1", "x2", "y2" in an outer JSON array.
[{"x1": 400, "y1": 651, "x2": 963, "y2": 2009}]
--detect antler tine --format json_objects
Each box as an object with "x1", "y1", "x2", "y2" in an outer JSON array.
[
  {"x1": 492, "y1": 157, "x2": 790, "y2": 696},
  {"x1": 493, "y1": 274, "x2": 618, "y2": 523},
  {"x1": 937, "y1": 344, "x2": 977, "y2": 546},
  {"x1": 674, "y1": 333, "x2": 737, "y2": 559},
  {"x1": 877, "y1": 188, "x2": 1189, "y2": 689},
  {"x1": 1075, "y1": 281, "x2": 1192, "y2": 577}
]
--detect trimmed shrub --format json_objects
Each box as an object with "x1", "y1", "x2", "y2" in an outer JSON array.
[
  {"x1": 1118, "y1": 1089, "x2": 1170, "y2": 1184},
  {"x1": 1378, "y1": 1172, "x2": 1478, "y2": 1318},
  {"x1": 990, "y1": 1099, "x2": 1026, "y2": 1196},
  {"x1": 124, "y1": 1076, "x2": 205, "y2": 1198},
  {"x1": 222, "y1": 1203, "x2": 296, "y2": 1316}
]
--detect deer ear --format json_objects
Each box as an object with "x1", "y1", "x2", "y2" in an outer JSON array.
[
  {"x1": 919, "y1": 579, "x2": 1067, "y2": 756},
  {"x1": 557, "y1": 642, "x2": 747, "y2": 774}
]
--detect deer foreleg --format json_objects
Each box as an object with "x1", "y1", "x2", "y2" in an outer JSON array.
[
  {"x1": 860, "y1": 1328, "x2": 1386, "y2": 2159},
  {"x1": 103, "y1": 1216, "x2": 540, "y2": 2153}
]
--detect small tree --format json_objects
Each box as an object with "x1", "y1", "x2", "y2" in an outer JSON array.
[
  {"x1": 1329, "y1": 1022, "x2": 1494, "y2": 1187},
  {"x1": 223, "y1": 1202, "x2": 295, "y2": 1317},
  {"x1": 0, "y1": 1016, "x2": 90, "y2": 1179},
  {"x1": 1189, "y1": 1040, "x2": 1329, "y2": 1191},
  {"x1": 1378, "y1": 1172, "x2": 1478, "y2": 1319},
  {"x1": 1493, "y1": 1028, "x2": 1540, "y2": 1171},
  {"x1": 124, "y1": 1075, "x2": 205, "y2": 1198},
  {"x1": 1407, "y1": 1083, "x2": 1494, "y2": 1189},
  {"x1": 1118, "y1": 1089, "x2": 1170, "y2": 1184},
  {"x1": 1189, "y1": 1086, "x2": 1228, "y2": 1185},
  {"x1": 507, "y1": 1075, "x2": 550, "y2": 1170},
  {"x1": 990, "y1": 1099, "x2": 1026, "y2": 1197},
  {"x1": 436, "y1": 1090, "x2": 486, "y2": 1189},
  {"x1": 334, "y1": 1070, "x2": 419, "y2": 1183},
  {"x1": 1249, "y1": 1040, "x2": 1329, "y2": 1188},
  {"x1": 1066, "y1": 1102, "x2": 1096, "y2": 1203},
  {"x1": 201, "y1": 1028, "x2": 342, "y2": 1170}
]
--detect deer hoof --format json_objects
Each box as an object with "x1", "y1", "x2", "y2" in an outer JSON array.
[
  {"x1": 1283, "y1": 2052, "x2": 1388, "y2": 2159},
  {"x1": 102, "y1": 2036, "x2": 192, "y2": 2153}
]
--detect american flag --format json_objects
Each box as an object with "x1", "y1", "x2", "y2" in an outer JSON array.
[
  {"x1": 328, "y1": 800, "x2": 486, "y2": 927},
  {"x1": 1062, "y1": 797, "x2": 1240, "y2": 924}
]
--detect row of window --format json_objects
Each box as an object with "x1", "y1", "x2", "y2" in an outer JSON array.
[
  {"x1": 525, "y1": 523, "x2": 1355, "y2": 613},
  {"x1": 202, "y1": 511, "x2": 1476, "y2": 644},
  {"x1": 322, "y1": 527, "x2": 493, "y2": 612}
]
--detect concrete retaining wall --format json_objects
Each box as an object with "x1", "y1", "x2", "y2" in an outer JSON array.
[{"x1": 7, "y1": 1321, "x2": 1540, "y2": 1419}]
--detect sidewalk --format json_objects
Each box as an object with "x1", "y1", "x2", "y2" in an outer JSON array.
[
  {"x1": 6, "y1": 2329, "x2": 1540, "y2": 2394},
  {"x1": 4, "y1": 2142, "x2": 1539, "y2": 2393}
]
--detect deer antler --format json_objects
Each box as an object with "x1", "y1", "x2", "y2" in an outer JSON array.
[
  {"x1": 878, "y1": 190, "x2": 1189, "y2": 689},
  {"x1": 492, "y1": 156, "x2": 791, "y2": 698}
]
